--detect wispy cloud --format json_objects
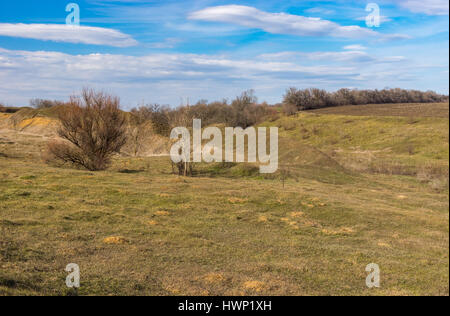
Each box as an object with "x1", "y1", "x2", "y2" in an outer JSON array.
[
  {"x1": 148, "y1": 37, "x2": 182, "y2": 49},
  {"x1": 258, "y1": 50, "x2": 405, "y2": 64},
  {"x1": 304, "y1": 7, "x2": 335, "y2": 16},
  {"x1": 343, "y1": 45, "x2": 367, "y2": 51},
  {"x1": 188, "y1": 5, "x2": 407, "y2": 40},
  {"x1": 398, "y1": 0, "x2": 449, "y2": 15},
  {"x1": 355, "y1": 15, "x2": 392, "y2": 23},
  {"x1": 0, "y1": 46, "x2": 434, "y2": 106},
  {"x1": 0, "y1": 23, "x2": 138, "y2": 47}
]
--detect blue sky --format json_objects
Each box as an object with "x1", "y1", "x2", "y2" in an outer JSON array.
[{"x1": 0, "y1": 0, "x2": 448, "y2": 108}]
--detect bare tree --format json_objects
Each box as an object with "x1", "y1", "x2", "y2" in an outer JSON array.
[
  {"x1": 46, "y1": 89, "x2": 127, "y2": 171},
  {"x1": 280, "y1": 165, "x2": 299, "y2": 188}
]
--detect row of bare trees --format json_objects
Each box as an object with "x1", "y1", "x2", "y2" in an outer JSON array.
[
  {"x1": 131, "y1": 90, "x2": 274, "y2": 130},
  {"x1": 283, "y1": 88, "x2": 449, "y2": 114},
  {"x1": 45, "y1": 87, "x2": 448, "y2": 171}
]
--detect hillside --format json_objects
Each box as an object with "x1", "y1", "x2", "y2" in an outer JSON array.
[
  {"x1": 307, "y1": 102, "x2": 449, "y2": 118},
  {"x1": 266, "y1": 108, "x2": 449, "y2": 188},
  {"x1": 0, "y1": 108, "x2": 169, "y2": 157},
  {"x1": 0, "y1": 103, "x2": 448, "y2": 295}
]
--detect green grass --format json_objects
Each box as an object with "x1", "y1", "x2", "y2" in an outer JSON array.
[
  {"x1": 268, "y1": 112, "x2": 449, "y2": 183},
  {"x1": 0, "y1": 104, "x2": 449, "y2": 296}
]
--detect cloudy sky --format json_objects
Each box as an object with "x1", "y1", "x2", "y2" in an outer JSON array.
[{"x1": 0, "y1": 0, "x2": 448, "y2": 108}]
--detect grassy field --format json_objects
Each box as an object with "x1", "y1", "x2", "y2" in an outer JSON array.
[
  {"x1": 0, "y1": 103, "x2": 448, "y2": 296},
  {"x1": 307, "y1": 102, "x2": 449, "y2": 118}
]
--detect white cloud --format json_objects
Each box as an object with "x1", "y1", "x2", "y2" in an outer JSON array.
[
  {"x1": 355, "y1": 16, "x2": 392, "y2": 23},
  {"x1": 0, "y1": 23, "x2": 138, "y2": 47},
  {"x1": 398, "y1": 0, "x2": 449, "y2": 15},
  {"x1": 304, "y1": 7, "x2": 335, "y2": 15},
  {"x1": 343, "y1": 45, "x2": 367, "y2": 51},
  {"x1": 258, "y1": 50, "x2": 405, "y2": 64},
  {"x1": 0, "y1": 47, "x2": 441, "y2": 107},
  {"x1": 188, "y1": 5, "x2": 406, "y2": 40}
]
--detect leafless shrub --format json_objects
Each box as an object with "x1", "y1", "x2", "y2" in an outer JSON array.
[
  {"x1": 30, "y1": 99, "x2": 66, "y2": 109},
  {"x1": 171, "y1": 161, "x2": 195, "y2": 176},
  {"x1": 164, "y1": 91, "x2": 272, "y2": 129},
  {"x1": 282, "y1": 101, "x2": 297, "y2": 116},
  {"x1": 46, "y1": 89, "x2": 127, "y2": 171},
  {"x1": 279, "y1": 165, "x2": 299, "y2": 188},
  {"x1": 130, "y1": 104, "x2": 171, "y2": 137}
]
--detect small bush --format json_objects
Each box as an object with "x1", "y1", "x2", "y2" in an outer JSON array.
[
  {"x1": 282, "y1": 102, "x2": 297, "y2": 116},
  {"x1": 46, "y1": 89, "x2": 127, "y2": 171}
]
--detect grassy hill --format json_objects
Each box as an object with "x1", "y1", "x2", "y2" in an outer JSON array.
[
  {"x1": 307, "y1": 102, "x2": 449, "y2": 118},
  {"x1": 0, "y1": 103, "x2": 448, "y2": 295},
  {"x1": 267, "y1": 109, "x2": 448, "y2": 187}
]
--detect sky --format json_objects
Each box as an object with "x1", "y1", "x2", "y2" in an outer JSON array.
[{"x1": 0, "y1": 0, "x2": 448, "y2": 108}]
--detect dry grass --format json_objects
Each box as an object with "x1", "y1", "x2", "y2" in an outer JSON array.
[
  {"x1": 307, "y1": 103, "x2": 449, "y2": 118},
  {"x1": 0, "y1": 103, "x2": 448, "y2": 296}
]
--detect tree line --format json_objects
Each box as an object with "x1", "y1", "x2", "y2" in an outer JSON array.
[
  {"x1": 34, "y1": 87, "x2": 448, "y2": 171},
  {"x1": 282, "y1": 88, "x2": 448, "y2": 114}
]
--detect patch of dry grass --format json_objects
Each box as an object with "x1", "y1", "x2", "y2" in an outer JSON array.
[{"x1": 308, "y1": 103, "x2": 449, "y2": 118}]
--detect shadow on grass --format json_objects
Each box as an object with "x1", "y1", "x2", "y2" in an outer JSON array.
[{"x1": 118, "y1": 169, "x2": 144, "y2": 174}]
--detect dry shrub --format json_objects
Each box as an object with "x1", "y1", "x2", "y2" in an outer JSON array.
[
  {"x1": 282, "y1": 102, "x2": 298, "y2": 116},
  {"x1": 29, "y1": 99, "x2": 66, "y2": 109},
  {"x1": 130, "y1": 104, "x2": 171, "y2": 137},
  {"x1": 279, "y1": 119, "x2": 297, "y2": 131},
  {"x1": 171, "y1": 161, "x2": 195, "y2": 177},
  {"x1": 163, "y1": 90, "x2": 273, "y2": 129},
  {"x1": 46, "y1": 89, "x2": 127, "y2": 171}
]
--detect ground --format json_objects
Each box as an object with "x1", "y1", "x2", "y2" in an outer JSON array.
[{"x1": 0, "y1": 103, "x2": 448, "y2": 296}]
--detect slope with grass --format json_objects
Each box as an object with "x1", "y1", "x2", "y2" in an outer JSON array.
[
  {"x1": 267, "y1": 108, "x2": 449, "y2": 190},
  {"x1": 0, "y1": 103, "x2": 448, "y2": 296},
  {"x1": 307, "y1": 102, "x2": 449, "y2": 118}
]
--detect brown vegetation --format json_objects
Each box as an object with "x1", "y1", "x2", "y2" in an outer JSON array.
[
  {"x1": 29, "y1": 98, "x2": 67, "y2": 109},
  {"x1": 137, "y1": 90, "x2": 275, "y2": 133},
  {"x1": 283, "y1": 88, "x2": 449, "y2": 114},
  {"x1": 46, "y1": 89, "x2": 127, "y2": 171}
]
